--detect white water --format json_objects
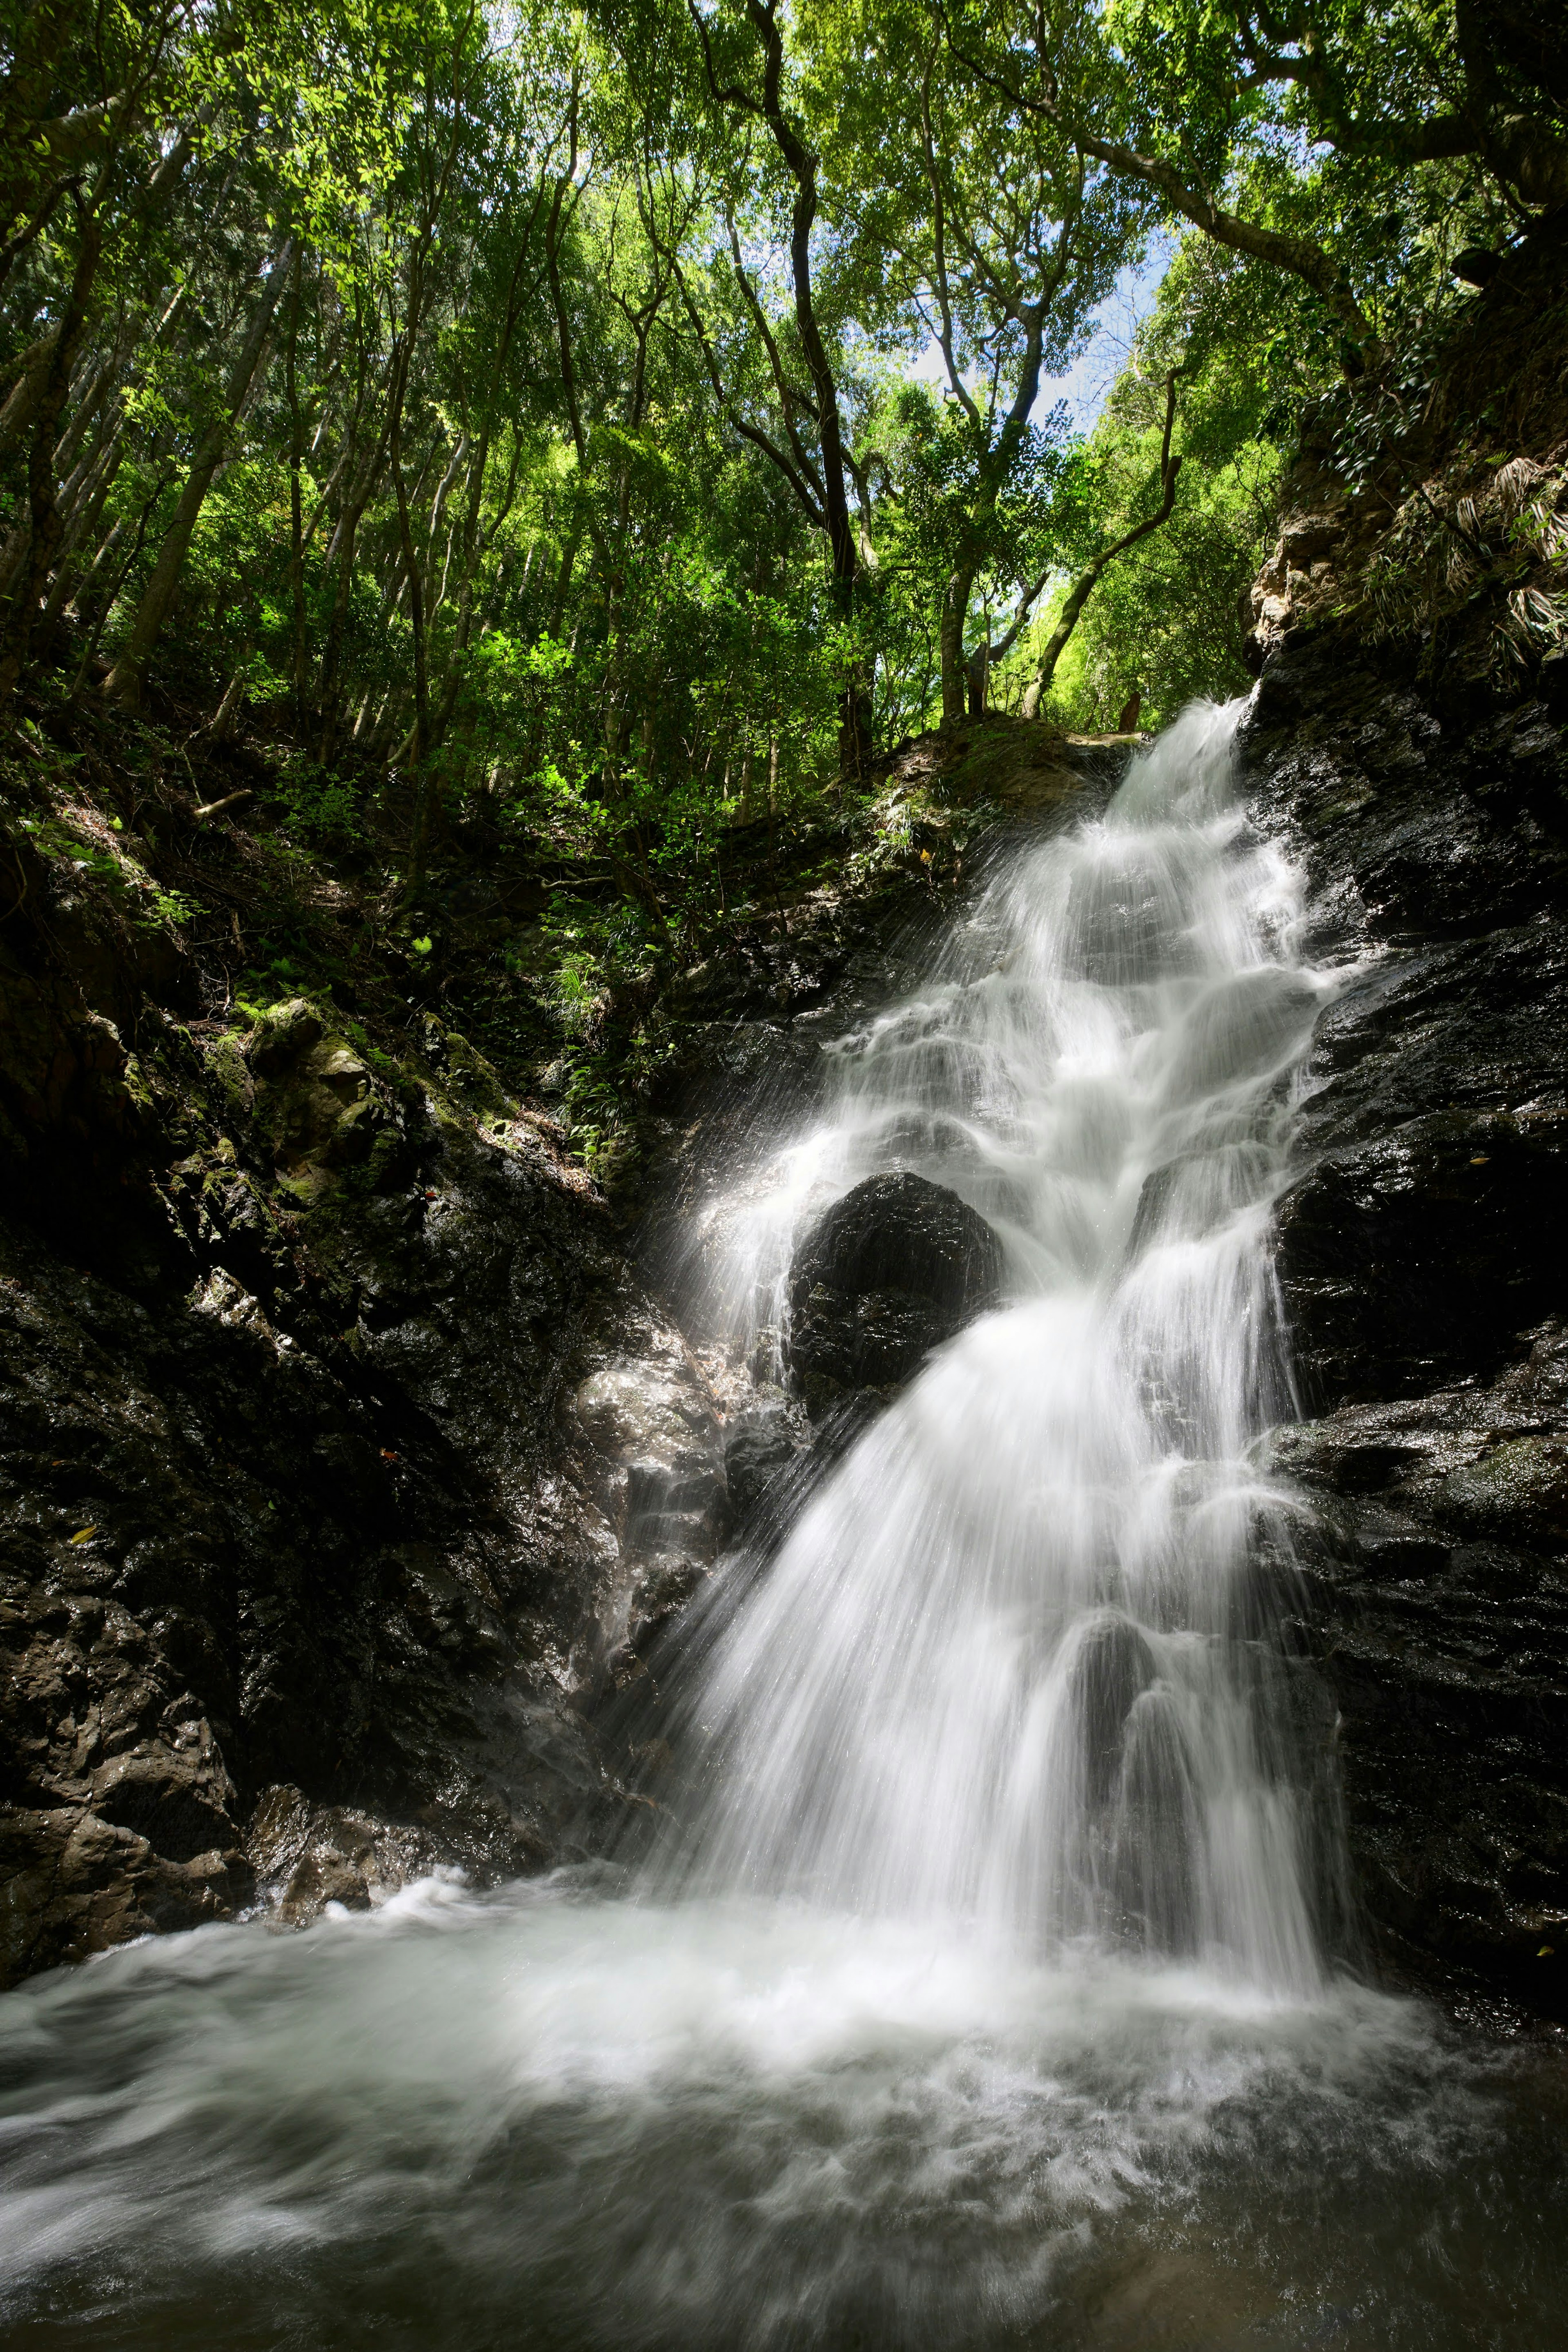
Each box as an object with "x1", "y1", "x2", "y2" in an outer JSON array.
[
  {"x1": 3, "y1": 701, "x2": 1559, "y2": 2350},
  {"x1": 657, "y1": 700, "x2": 1333, "y2": 1988}
]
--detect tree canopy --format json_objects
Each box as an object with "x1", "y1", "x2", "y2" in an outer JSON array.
[{"x1": 0, "y1": 0, "x2": 1557, "y2": 926}]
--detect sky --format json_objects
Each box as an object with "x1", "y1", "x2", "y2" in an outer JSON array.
[{"x1": 908, "y1": 236, "x2": 1175, "y2": 434}]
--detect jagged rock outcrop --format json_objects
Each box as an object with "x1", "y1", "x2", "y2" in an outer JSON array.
[
  {"x1": 1244, "y1": 635, "x2": 1568, "y2": 1413},
  {"x1": 0, "y1": 957, "x2": 728, "y2": 1986},
  {"x1": 1263, "y1": 1326, "x2": 1568, "y2": 2011}
]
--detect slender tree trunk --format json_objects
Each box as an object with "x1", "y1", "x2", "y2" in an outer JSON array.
[
  {"x1": 940, "y1": 568, "x2": 972, "y2": 729},
  {"x1": 207, "y1": 643, "x2": 251, "y2": 738},
  {"x1": 0, "y1": 210, "x2": 101, "y2": 694},
  {"x1": 701, "y1": 0, "x2": 869, "y2": 777},
  {"x1": 316, "y1": 357, "x2": 392, "y2": 760},
  {"x1": 285, "y1": 248, "x2": 308, "y2": 698},
  {"x1": 104, "y1": 234, "x2": 294, "y2": 707},
  {"x1": 70, "y1": 470, "x2": 165, "y2": 693},
  {"x1": 394, "y1": 413, "x2": 437, "y2": 901},
  {"x1": 965, "y1": 636, "x2": 990, "y2": 718},
  {"x1": 1021, "y1": 373, "x2": 1187, "y2": 719},
  {"x1": 39, "y1": 437, "x2": 122, "y2": 625}
]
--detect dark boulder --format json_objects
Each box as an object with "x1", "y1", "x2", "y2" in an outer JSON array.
[{"x1": 785, "y1": 1170, "x2": 1003, "y2": 1416}]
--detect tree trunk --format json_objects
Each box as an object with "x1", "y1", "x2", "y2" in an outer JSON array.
[
  {"x1": 0, "y1": 212, "x2": 101, "y2": 695},
  {"x1": 965, "y1": 635, "x2": 990, "y2": 718},
  {"x1": 940, "y1": 569, "x2": 971, "y2": 728},
  {"x1": 1018, "y1": 567, "x2": 1100, "y2": 719},
  {"x1": 732, "y1": 0, "x2": 869, "y2": 776},
  {"x1": 104, "y1": 234, "x2": 294, "y2": 707},
  {"x1": 394, "y1": 415, "x2": 437, "y2": 903},
  {"x1": 284, "y1": 249, "x2": 308, "y2": 698},
  {"x1": 1021, "y1": 374, "x2": 1187, "y2": 720}
]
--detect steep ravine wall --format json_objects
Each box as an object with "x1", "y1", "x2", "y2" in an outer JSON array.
[{"x1": 1242, "y1": 214, "x2": 1568, "y2": 2016}]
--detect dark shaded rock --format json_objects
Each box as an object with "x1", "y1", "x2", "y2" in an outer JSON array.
[
  {"x1": 722, "y1": 1407, "x2": 800, "y2": 1518},
  {"x1": 1265, "y1": 1324, "x2": 1568, "y2": 2011},
  {"x1": 1277, "y1": 1099, "x2": 1568, "y2": 1405},
  {"x1": 785, "y1": 1171, "x2": 1004, "y2": 1416},
  {"x1": 0, "y1": 1052, "x2": 730, "y2": 1987},
  {"x1": 90, "y1": 1752, "x2": 238, "y2": 1862},
  {"x1": 1235, "y1": 507, "x2": 1568, "y2": 2006},
  {"x1": 1240, "y1": 638, "x2": 1568, "y2": 1410}
]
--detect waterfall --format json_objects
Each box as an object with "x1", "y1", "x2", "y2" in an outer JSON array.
[
  {"x1": 656, "y1": 700, "x2": 1335, "y2": 1989},
  {"x1": 6, "y1": 700, "x2": 1518, "y2": 2352}
]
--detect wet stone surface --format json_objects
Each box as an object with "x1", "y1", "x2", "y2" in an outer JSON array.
[
  {"x1": 0, "y1": 980, "x2": 731, "y2": 1986},
  {"x1": 1240, "y1": 623, "x2": 1568, "y2": 2008},
  {"x1": 785, "y1": 1170, "x2": 1004, "y2": 1418}
]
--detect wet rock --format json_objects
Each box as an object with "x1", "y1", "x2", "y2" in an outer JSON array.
[
  {"x1": 722, "y1": 1406, "x2": 800, "y2": 1518},
  {"x1": 0, "y1": 1063, "x2": 728, "y2": 1985},
  {"x1": 1070, "y1": 1612, "x2": 1156, "y2": 1808},
  {"x1": 1265, "y1": 1324, "x2": 1568, "y2": 2002},
  {"x1": 568, "y1": 1278, "x2": 731, "y2": 1662},
  {"x1": 0, "y1": 1804, "x2": 252, "y2": 1983},
  {"x1": 1232, "y1": 251, "x2": 1568, "y2": 2007},
  {"x1": 247, "y1": 1783, "x2": 439, "y2": 1924},
  {"x1": 90, "y1": 1750, "x2": 237, "y2": 1861},
  {"x1": 245, "y1": 998, "x2": 385, "y2": 1191},
  {"x1": 785, "y1": 1171, "x2": 1004, "y2": 1416}
]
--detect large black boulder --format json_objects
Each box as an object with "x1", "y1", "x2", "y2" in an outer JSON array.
[{"x1": 785, "y1": 1170, "x2": 1004, "y2": 1415}]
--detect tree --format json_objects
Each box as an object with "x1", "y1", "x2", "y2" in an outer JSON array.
[{"x1": 939, "y1": 0, "x2": 1566, "y2": 364}]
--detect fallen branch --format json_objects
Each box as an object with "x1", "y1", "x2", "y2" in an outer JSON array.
[{"x1": 193, "y1": 788, "x2": 253, "y2": 822}]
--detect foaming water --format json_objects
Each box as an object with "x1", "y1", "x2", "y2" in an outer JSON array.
[
  {"x1": 3, "y1": 1874, "x2": 1560, "y2": 2350},
  {"x1": 3, "y1": 702, "x2": 1566, "y2": 2349},
  {"x1": 652, "y1": 702, "x2": 1336, "y2": 1989}
]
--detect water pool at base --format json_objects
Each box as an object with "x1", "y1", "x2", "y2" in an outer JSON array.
[{"x1": 2, "y1": 1876, "x2": 1566, "y2": 2351}]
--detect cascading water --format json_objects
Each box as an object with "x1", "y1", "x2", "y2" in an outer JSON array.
[
  {"x1": 653, "y1": 701, "x2": 1332, "y2": 1990},
  {"x1": 2, "y1": 700, "x2": 1565, "y2": 2352}
]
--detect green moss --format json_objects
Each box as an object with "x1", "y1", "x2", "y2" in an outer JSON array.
[
  {"x1": 1440, "y1": 1438, "x2": 1568, "y2": 1543},
  {"x1": 207, "y1": 1034, "x2": 252, "y2": 1121},
  {"x1": 441, "y1": 1029, "x2": 512, "y2": 1121}
]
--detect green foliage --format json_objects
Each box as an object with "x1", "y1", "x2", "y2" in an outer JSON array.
[
  {"x1": 273, "y1": 758, "x2": 367, "y2": 849},
  {"x1": 1003, "y1": 232, "x2": 1290, "y2": 726},
  {"x1": 1, "y1": 0, "x2": 1559, "y2": 900}
]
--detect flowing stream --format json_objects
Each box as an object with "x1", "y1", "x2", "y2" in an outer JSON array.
[{"x1": 3, "y1": 703, "x2": 1566, "y2": 2350}]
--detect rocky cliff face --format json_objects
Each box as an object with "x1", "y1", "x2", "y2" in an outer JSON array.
[
  {"x1": 0, "y1": 929, "x2": 733, "y2": 1983},
  {"x1": 1238, "y1": 212, "x2": 1568, "y2": 2014}
]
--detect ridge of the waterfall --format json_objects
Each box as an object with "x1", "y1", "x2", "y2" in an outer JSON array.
[{"x1": 642, "y1": 698, "x2": 1341, "y2": 1996}]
